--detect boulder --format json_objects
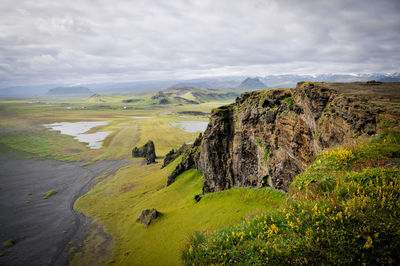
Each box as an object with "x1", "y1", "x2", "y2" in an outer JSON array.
[
  {"x1": 132, "y1": 140, "x2": 156, "y2": 164},
  {"x1": 137, "y1": 208, "x2": 160, "y2": 228}
]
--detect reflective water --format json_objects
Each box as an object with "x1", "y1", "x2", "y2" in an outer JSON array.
[
  {"x1": 43, "y1": 121, "x2": 111, "y2": 149},
  {"x1": 170, "y1": 121, "x2": 208, "y2": 133}
]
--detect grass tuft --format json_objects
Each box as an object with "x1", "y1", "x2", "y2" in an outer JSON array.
[
  {"x1": 43, "y1": 190, "x2": 58, "y2": 199},
  {"x1": 3, "y1": 239, "x2": 15, "y2": 247}
]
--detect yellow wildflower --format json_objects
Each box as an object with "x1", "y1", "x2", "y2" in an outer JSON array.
[{"x1": 363, "y1": 236, "x2": 373, "y2": 249}]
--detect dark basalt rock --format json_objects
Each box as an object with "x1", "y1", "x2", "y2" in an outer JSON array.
[
  {"x1": 162, "y1": 143, "x2": 189, "y2": 168},
  {"x1": 122, "y1": 99, "x2": 141, "y2": 103},
  {"x1": 132, "y1": 140, "x2": 156, "y2": 164},
  {"x1": 166, "y1": 134, "x2": 202, "y2": 186},
  {"x1": 137, "y1": 208, "x2": 160, "y2": 228},
  {"x1": 158, "y1": 98, "x2": 169, "y2": 104},
  {"x1": 152, "y1": 91, "x2": 166, "y2": 99},
  {"x1": 194, "y1": 194, "x2": 202, "y2": 202},
  {"x1": 177, "y1": 111, "x2": 209, "y2": 116}
]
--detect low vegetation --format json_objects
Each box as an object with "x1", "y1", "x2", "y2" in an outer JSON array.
[
  {"x1": 283, "y1": 96, "x2": 295, "y2": 107},
  {"x1": 74, "y1": 161, "x2": 287, "y2": 265},
  {"x1": 2, "y1": 239, "x2": 15, "y2": 247},
  {"x1": 43, "y1": 190, "x2": 58, "y2": 199},
  {"x1": 183, "y1": 130, "x2": 400, "y2": 265},
  {"x1": 257, "y1": 140, "x2": 270, "y2": 163}
]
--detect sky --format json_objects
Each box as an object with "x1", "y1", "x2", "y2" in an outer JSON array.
[{"x1": 0, "y1": 0, "x2": 399, "y2": 87}]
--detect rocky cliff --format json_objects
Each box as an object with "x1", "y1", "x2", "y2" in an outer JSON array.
[
  {"x1": 167, "y1": 134, "x2": 202, "y2": 185},
  {"x1": 198, "y1": 82, "x2": 398, "y2": 193}
]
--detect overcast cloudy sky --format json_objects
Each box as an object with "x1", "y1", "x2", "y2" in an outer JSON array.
[{"x1": 0, "y1": 0, "x2": 399, "y2": 87}]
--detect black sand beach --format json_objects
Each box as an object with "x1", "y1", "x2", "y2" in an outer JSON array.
[{"x1": 0, "y1": 152, "x2": 131, "y2": 266}]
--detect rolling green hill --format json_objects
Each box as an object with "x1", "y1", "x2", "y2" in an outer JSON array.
[{"x1": 152, "y1": 86, "x2": 239, "y2": 105}]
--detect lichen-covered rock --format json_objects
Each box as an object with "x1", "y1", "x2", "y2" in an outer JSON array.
[
  {"x1": 199, "y1": 82, "x2": 387, "y2": 193},
  {"x1": 132, "y1": 140, "x2": 156, "y2": 164},
  {"x1": 136, "y1": 208, "x2": 160, "y2": 228}
]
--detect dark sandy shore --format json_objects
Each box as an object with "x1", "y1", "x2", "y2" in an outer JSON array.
[{"x1": 0, "y1": 152, "x2": 132, "y2": 266}]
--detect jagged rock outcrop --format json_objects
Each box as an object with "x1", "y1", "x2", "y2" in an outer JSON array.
[
  {"x1": 162, "y1": 143, "x2": 189, "y2": 168},
  {"x1": 137, "y1": 208, "x2": 160, "y2": 228},
  {"x1": 166, "y1": 134, "x2": 202, "y2": 185},
  {"x1": 132, "y1": 140, "x2": 156, "y2": 164},
  {"x1": 199, "y1": 82, "x2": 383, "y2": 193}
]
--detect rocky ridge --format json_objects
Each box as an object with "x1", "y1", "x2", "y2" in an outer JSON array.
[
  {"x1": 198, "y1": 81, "x2": 389, "y2": 193},
  {"x1": 167, "y1": 82, "x2": 400, "y2": 194}
]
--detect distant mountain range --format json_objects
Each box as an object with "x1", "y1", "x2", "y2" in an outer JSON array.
[
  {"x1": 173, "y1": 73, "x2": 400, "y2": 89},
  {"x1": 47, "y1": 86, "x2": 93, "y2": 95},
  {"x1": 261, "y1": 73, "x2": 400, "y2": 88},
  {"x1": 1, "y1": 73, "x2": 399, "y2": 97}
]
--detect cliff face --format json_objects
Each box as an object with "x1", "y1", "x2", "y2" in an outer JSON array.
[{"x1": 199, "y1": 82, "x2": 380, "y2": 193}]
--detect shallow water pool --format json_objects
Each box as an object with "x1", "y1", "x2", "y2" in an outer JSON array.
[
  {"x1": 43, "y1": 121, "x2": 112, "y2": 149},
  {"x1": 170, "y1": 121, "x2": 208, "y2": 133}
]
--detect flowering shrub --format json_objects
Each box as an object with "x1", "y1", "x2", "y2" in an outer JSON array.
[{"x1": 323, "y1": 148, "x2": 355, "y2": 164}]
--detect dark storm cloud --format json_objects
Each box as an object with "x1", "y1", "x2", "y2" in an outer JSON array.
[{"x1": 0, "y1": 0, "x2": 399, "y2": 87}]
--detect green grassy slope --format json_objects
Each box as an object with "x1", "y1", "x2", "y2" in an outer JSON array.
[
  {"x1": 73, "y1": 159, "x2": 286, "y2": 265},
  {"x1": 184, "y1": 130, "x2": 400, "y2": 265}
]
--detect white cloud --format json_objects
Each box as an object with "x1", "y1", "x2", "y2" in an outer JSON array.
[{"x1": 0, "y1": 0, "x2": 399, "y2": 87}]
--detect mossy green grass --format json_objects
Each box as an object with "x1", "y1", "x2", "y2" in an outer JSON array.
[{"x1": 74, "y1": 160, "x2": 286, "y2": 265}]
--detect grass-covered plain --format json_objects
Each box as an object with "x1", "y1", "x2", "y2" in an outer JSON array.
[
  {"x1": 183, "y1": 130, "x2": 400, "y2": 265},
  {"x1": 0, "y1": 94, "x2": 225, "y2": 162}
]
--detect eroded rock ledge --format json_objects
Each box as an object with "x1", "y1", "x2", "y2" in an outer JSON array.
[{"x1": 169, "y1": 82, "x2": 398, "y2": 194}]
